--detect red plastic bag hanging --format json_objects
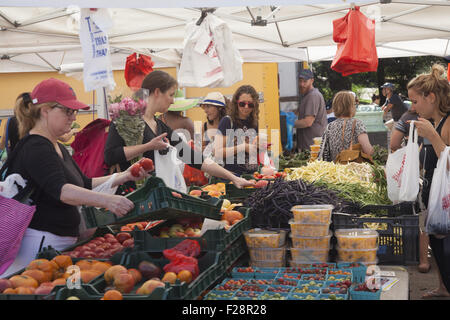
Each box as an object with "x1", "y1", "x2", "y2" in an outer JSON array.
[
  {"x1": 331, "y1": 6, "x2": 378, "y2": 76},
  {"x1": 124, "y1": 53, "x2": 154, "y2": 90}
]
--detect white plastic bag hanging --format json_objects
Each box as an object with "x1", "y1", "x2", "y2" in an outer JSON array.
[
  {"x1": 178, "y1": 19, "x2": 224, "y2": 88},
  {"x1": 79, "y1": 8, "x2": 116, "y2": 92},
  {"x1": 154, "y1": 146, "x2": 187, "y2": 194},
  {"x1": 386, "y1": 121, "x2": 420, "y2": 203},
  {"x1": 425, "y1": 146, "x2": 450, "y2": 235},
  {"x1": 178, "y1": 14, "x2": 243, "y2": 88},
  {"x1": 0, "y1": 174, "x2": 27, "y2": 199},
  {"x1": 398, "y1": 121, "x2": 420, "y2": 201}
]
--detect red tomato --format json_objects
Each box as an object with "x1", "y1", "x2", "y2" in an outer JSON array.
[
  {"x1": 130, "y1": 163, "x2": 142, "y2": 177},
  {"x1": 139, "y1": 158, "x2": 154, "y2": 171}
]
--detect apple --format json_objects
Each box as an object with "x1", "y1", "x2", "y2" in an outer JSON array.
[
  {"x1": 122, "y1": 239, "x2": 134, "y2": 248},
  {"x1": 94, "y1": 237, "x2": 106, "y2": 242},
  {"x1": 136, "y1": 279, "x2": 165, "y2": 295},
  {"x1": 94, "y1": 247, "x2": 106, "y2": 255},
  {"x1": 193, "y1": 228, "x2": 202, "y2": 236},
  {"x1": 106, "y1": 237, "x2": 118, "y2": 244},
  {"x1": 116, "y1": 232, "x2": 132, "y2": 244}
]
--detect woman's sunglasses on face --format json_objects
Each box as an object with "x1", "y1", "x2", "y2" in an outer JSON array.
[
  {"x1": 53, "y1": 104, "x2": 77, "y2": 116},
  {"x1": 238, "y1": 101, "x2": 255, "y2": 109}
]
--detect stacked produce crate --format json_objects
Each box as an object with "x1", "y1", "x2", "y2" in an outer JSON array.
[
  {"x1": 309, "y1": 137, "x2": 322, "y2": 161},
  {"x1": 244, "y1": 229, "x2": 287, "y2": 268},
  {"x1": 288, "y1": 205, "x2": 333, "y2": 267}
]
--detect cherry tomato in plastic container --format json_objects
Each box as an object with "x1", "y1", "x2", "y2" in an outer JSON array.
[
  {"x1": 139, "y1": 158, "x2": 154, "y2": 171},
  {"x1": 130, "y1": 163, "x2": 142, "y2": 177}
]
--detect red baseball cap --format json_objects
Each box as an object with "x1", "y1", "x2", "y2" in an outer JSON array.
[{"x1": 31, "y1": 78, "x2": 89, "y2": 110}]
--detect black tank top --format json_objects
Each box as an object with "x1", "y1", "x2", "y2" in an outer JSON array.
[{"x1": 422, "y1": 112, "x2": 450, "y2": 207}]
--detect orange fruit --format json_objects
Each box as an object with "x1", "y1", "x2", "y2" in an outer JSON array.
[
  {"x1": 103, "y1": 289, "x2": 123, "y2": 300},
  {"x1": 52, "y1": 278, "x2": 67, "y2": 286},
  {"x1": 91, "y1": 261, "x2": 112, "y2": 274},
  {"x1": 177, "y1": 270, "x2": 193, "y2": 284},
  {"x1": 51, "y1": 255, "x2": 73, "y2": 270},
  {"x1": 128, "y1": 268, "x2": 142, "y2": 285},
  {"x1": 161, "y1": 272, "x2": 177, "y2": 284},
  {"x1": 75, "y1": 260, "x2": 92, "y2": 271},
  {"x1": 21, "y1": 269, "x2": 47, "y2": 284}
]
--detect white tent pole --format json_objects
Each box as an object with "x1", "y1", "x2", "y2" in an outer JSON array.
[
  {"x1": 34, "y1": 52, "x2": 59, "y2": 71},
  {"x1": 4, "y1": 27, "x2": 79, "y2": 40},
  {"x1": 378, "y1": 43, "x2": 447, "y2": 57},
  {"x1": 109, "y1": 21, "x2": 185, "y2": 39},
  {"x1": 230, "y1": 28, "x2": 287, "y2": 46},
  {"x1": 18, "y1": 8, "x2": 77, "y2": 27},
  {"x1": 380, "y1": 5, "x2": 432, "y2": 21},
  {"x1": 287, "y1": 31, "x2": 333, "y2": 47},
  {"x1": 444, "y1": 39, "x2": 450, "y2": 56},
  {"x1": 388, "y1": 20, "x2": 450, "y2": 33},
  {"x1": 0, "y1": 45, "x2": 81, "y2": 55},
  {"x1": 267, "y1": 1, "x2": 378, "y2": 24},
  {"x1": 0, "y1": 10, "x2": 17, "y2": 26},
  {"x1": 390, "y1": 0, "x2": 450, "y2": 6}
]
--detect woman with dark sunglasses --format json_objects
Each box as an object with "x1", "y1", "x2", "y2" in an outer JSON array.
[{"x1": 214, "y1": 85, "x2": 261, "y2": 176}]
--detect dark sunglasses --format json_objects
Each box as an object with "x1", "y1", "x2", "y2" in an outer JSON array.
[
  {"x1": 53, "y1": 104, "x2": 78, "y2": 116},
  {"x1": 238, "y1": 101, "x2": 255, "y2": 109}
]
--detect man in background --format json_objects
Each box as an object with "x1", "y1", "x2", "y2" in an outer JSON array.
[{"x1": 294, "y1": 69, "x2": 327, "y2": 152}]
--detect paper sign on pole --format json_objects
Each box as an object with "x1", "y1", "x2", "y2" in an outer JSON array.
[{"x1": 79, "y1": 8, "x2": 115, "y2": 92}]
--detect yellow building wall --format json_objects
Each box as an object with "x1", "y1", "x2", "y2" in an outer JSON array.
[{"x1": 0, "y1": 65, "x2": 280, "y2": 152}]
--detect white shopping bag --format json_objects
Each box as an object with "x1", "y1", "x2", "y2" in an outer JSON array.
[
  {"x1": 425, "y1": 146, "x2": 450, "y2": 235},
  {"x1": 154, "y1": 146, "x2": 187, "y2": 193},
  {"x1": 386, "y1": 121, "x2": 420, "y2": 203},
  {"x1": 0, "y1": 174, "x2": 27, "y2": 199}
]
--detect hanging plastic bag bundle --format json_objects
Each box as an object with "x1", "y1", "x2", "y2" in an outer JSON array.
[
  {"x1": 425, "y1": 147, "x2": 450, "y2": 235},
  {"x1": 331, "y1": 6, "x2": 378, "y2": 76},
  {"x1": 386, "y1": 121, "x2": 420, "y2": 203}
]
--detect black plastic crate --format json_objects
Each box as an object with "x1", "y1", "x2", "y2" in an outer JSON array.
[
  {"x1": 331, "y1": 212, "x2": 419, "y2": 265},
  {"x1": 342, "y1": 201, "x2": 418, "y2": 217},
  {"x1": 132, "y1": 207, "x2": 251, "y2": 252},
  {"x1": 82, "y1": 176, "x2": 223, "y2": 229}
]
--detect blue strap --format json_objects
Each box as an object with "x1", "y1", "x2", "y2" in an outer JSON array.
[{"x1": 203, "y1": 99, "x2": 225, "y2": 107}]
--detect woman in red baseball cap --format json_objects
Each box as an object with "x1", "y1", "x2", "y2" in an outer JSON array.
[{"x1": 1, "y1": 78, "x2": 148, "y2": 276}]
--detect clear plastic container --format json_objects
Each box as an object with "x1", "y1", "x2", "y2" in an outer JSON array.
[
  {"x1": 244, "y1": 229, "x2": 287, "y2": 248},
  {"x1": 289, "y1": 219, "x2": 330, "y2": 237},
  {"x1": 249, "y1": 246, "x2": 286, "y2": 261},
  {"x1": 290, "y1": 248, "x2": 330, "y2": 262},
  {"x1": 250, "y1": 259, "x2": 286, "y2": 268},
  {"x1": 290, "y1": 232, "x2": 332, "y2": 249},
  {"x1": 337, "y1": 247, "x2": 378, "y2": 263},
  {"x1": 291, "y1": 205, "x2": 333, "y2": 224},
  {"x1": 310, "y1": 145, "x2": 321, "y2": 152},
  {"x1": 313, "y1": 137, "x2": 323, "y2": 145},
  {"x1": 335, "y1": 229, "x2": 378, "y2": 250}
]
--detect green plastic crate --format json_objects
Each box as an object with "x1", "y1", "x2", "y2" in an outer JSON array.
[
  {"x1": 114, "y1": 237, "x2": 247, "y2": 300},
  {"x1": 132, "y1": 207, "x2": 251, "y2": 252},
  {"x1": 225, "y1": 183, "x2": 257, "y2": 201},
  {"x1": 81, "y1": 176, "x2": 223, "y2": 229}
]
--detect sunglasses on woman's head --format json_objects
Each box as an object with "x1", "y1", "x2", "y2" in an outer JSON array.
[
  {"x1": 53, "y1": 104, "x2": 77, "y2": 116},
  {"x1": 238, "y1": 101, "x2": 255, "y2": 109}
]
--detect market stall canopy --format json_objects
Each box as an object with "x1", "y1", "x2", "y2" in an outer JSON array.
[{"x1": 0, "y1": 0, "x2": 449, "y2": 73}]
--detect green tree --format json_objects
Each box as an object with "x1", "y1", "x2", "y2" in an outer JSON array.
[{"x1": 312, "y1": 56, "x2": 447, "y2": 103}]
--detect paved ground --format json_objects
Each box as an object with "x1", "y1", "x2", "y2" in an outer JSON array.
[{"x1": 407, "y1": 253, "x2": 450, "y2": 300}]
